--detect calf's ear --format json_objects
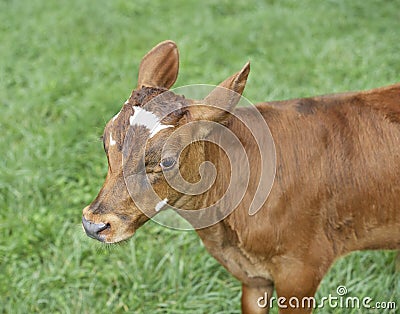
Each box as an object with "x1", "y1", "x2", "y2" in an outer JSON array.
[
  {"x1": 137, "y1": 40, "x2": 179, "y2": 89},
  {"x1": 189, "y1": 62, "x2": 250, "y2": 124}
]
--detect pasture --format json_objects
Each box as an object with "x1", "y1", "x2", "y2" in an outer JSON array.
[{"x1": 1, "y1": 0, "x2": 399, "y2": 313}]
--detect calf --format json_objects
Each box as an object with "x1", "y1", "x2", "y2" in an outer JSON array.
[{"x1": 82, "y1": 40, "x2": 400, "y2": 313}]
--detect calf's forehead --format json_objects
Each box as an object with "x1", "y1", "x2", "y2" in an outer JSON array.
[
  {"x1": 110, "y1": 88, "x2": 188, "y2": 130},
  {"x1": 103, "y1": 88, "x2": 190, "y2": 158}
]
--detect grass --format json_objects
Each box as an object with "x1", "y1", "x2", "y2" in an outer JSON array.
[{"x1": 0, "y1": 0, "x2": 399, "y2": 313}]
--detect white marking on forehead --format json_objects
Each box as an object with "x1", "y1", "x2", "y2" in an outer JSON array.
[
  {"x1": 109, "y1": 133, "x2": 116, "y2": 146},
  {"x1": 129, "y1": 106, "x2": 173, "y2": 138},
  {"x1": 155, "y1": 198, "x2": 168, "y2": 212}
]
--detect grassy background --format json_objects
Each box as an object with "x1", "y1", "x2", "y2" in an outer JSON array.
[{"x1": 1, "y1": 0, "x2": 399, "y2": 313}]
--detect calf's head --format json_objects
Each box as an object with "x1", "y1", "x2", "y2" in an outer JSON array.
[{"x1": 82, "y1": 40, "x2": 250, "y2": 243}]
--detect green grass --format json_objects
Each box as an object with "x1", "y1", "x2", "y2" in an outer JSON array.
[{"x1": 1, "y1": 0, "x2": 399, "y2": 313}]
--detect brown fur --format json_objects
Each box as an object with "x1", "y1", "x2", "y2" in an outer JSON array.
[{"x1": 82, "y1": 41, "x2": 400, "y2": 313}]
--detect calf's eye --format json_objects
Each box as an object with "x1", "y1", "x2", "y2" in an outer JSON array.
[{"x1": 160, "y1": 157, "x2": 176, "y2": 170}]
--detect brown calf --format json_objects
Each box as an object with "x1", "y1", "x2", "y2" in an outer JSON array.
[{"x1": 82, "y1": 40, "x2": 400, "y2": 313}]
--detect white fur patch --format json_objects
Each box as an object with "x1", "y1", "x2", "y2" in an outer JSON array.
[
  {"x1": 130, "y1": 106, "x2": 173, "y2": 138},
  {"x1": 155, "y1": 198, "x2": 168, "y2": 212},
  {"x1": 109, "y1": 133, "x2": 116, "y2": 146}
]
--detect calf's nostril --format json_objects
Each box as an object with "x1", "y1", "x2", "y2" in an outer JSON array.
[
  {"x1": 82, "y1": 216, "x2": 110, "y2": 241},
  {"x1": 98, "y1": 223, "x2": 110, "y2": 232}
]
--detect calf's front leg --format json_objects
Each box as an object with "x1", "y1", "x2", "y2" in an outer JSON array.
[
  {"x1": 241, "y1": 283, "x2": 274, "y2": 314},
  {"x1": 274, "y1": 265, "x2": 326, "y2": 314}
]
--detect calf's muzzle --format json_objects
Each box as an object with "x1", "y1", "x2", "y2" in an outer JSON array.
[{"x1": 82, "y1": 216, "x2": 110, "y2": 242}]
